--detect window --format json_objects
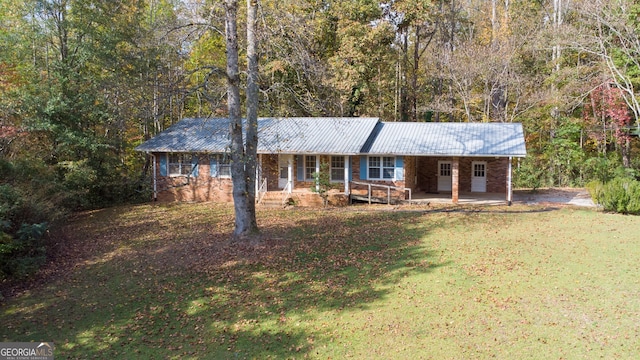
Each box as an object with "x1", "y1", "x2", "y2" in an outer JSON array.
[
  {"x1": 218, "y1": 155, "x2": 231, "y2": 178},
  {"x1": 211, "y1": 154, "x2": 231, "y2": 178},
  {"x1": 368, "y1": 156, "x2": 394, "y2": 180},
  {"x1": 331, "y1": 156, "x2": 345, "y2": 181},
  {"x1": 440, "y1": 162, "x2": 451, "y2": 177},
  {"x1": 473, "y1": 162, "x2": 485, "y2": 177},
  {"x1": 168, "y1": 153, "x2": 193, "y2": 176},
  {"x1": 305, "y1": 155, "x2": 317, "y2": 180}
]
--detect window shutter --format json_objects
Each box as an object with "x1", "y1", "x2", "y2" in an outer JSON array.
[
  {"x1": 360, "y1": 156, "x2": 367, "y2": 180},
  {"x1": 348, "y1": 156, "x2": 353, "y2": 181},
  {"x1": 395, "y1": 156, "x2": 404, "y2": 181},
  {"x1": 159, "y1": 154, "x2": 167, "y2": 176},
  {"x1": 210, "y1": 155, "x2": 218, "y2": 177},
  {"x1": 297, "y1": 155, "x2": 304, "y2": 181},
  {"x1": 191, "y1": 155, "x2": 199, "y2": 177}
]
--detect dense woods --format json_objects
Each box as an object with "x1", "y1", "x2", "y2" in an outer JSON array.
[{"x1": 1, "y1": 1, "x2": 640, "y2": 275}]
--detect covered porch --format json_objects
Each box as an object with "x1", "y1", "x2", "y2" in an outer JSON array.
[
  {"x1": 414, "y1": 156, "x2": 515, "y2": 205},
  {"x1": 409, "y1": 191, "x2": 510, "y2": 205}
]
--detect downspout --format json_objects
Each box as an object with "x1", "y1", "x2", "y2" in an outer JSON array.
[{"x1": 507, "y1": 156, "x2": 513, "y2": 206}]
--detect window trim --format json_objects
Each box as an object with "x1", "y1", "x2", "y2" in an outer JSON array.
[
  {"x1": 368, "y1": 156, "x2": 395, "y2": 180},
  {"x1": 330, "y1": 156, "x2": 345, "y2": 182},
  {"x1": 472, "y1": 161, "x2": 486, "y2": 178},
  {"x1": 214, "y1": 154, "x2": 232, "y2": 179},
  {"x1": 439, "y1": 161, "x2": 452, "y2": 177},
  {"x1": 167, "y1": 153, "x2": 194, "y2": 177},
  {"x1": 304, "y1": 155, "x2": 318, "y2": 181}
]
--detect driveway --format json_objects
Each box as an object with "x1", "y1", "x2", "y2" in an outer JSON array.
[{"x1": 512, "y1": 188, "x2": 595, "y2": 207}]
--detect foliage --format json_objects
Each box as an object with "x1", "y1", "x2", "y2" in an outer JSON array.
[
  {"x1": 0, "y1": 222, "x2": 48, "y2": 280},
  {"x1": 0, "y1": 181, "x2": 50, "y2": 280},
  {"x1": 590, "y1": 176, "x2": 640, "y2": 214},
  {"x1": 513, "y1": 156, "x2": 544, "y2": 189},
  {"x1": 310, "y1": 163, "x2": 336, "y2": 207}
]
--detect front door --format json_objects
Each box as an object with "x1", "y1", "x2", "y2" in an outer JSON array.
[
  {"x1": 278, "y1": 154, "x2": 293, "y2": 189},
  {"x1": 471, "y1": 161, "x2": 487, "y2": 192},
  {"x1": 437, "y1": 161, "x2": 452, "y2": 192}
]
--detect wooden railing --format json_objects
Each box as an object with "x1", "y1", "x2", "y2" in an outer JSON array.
[
  {"x1": 281, "y1": 181, "x2": 292, "y2": 205},
  {"x1": 350, "y1": 181, "x2": 412, "y2": 205},
  {"x1": 256, "y1": 178, "x2": 267, "y2": 204}
]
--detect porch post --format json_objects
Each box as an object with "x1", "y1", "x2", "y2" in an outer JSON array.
[
  {"x1": 315, "y1": 155, "x2": 320, "y2": 192},
  {"x1": 344, "y1": 155, "x2": 350, "y2": 194},
  {"x1": 256, "y1": 154, "x2": 262, "y2": 194},
  {"x1": 288, "y1": 157, "x2": 293, "y2": 191},
  {"x1": 152, "y1": 153, "x2": 157, "y2": 201},
  {"x1": 507, "y1": 156, "x2": 513, "y2": 205},
  {"x1": 452, "y1": 157, "x2": 459, "y2": 204}
]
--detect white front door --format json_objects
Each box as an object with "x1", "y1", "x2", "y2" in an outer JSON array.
[
  {"x1": 471, "y1": 161, "x2": 487, "y2": 192},
  {"x1": 278, "y1": 154, "x2": 293, "y2": 189},
  {"x1": 437, "y1": 161, "x2": 452, "y2": 192}
]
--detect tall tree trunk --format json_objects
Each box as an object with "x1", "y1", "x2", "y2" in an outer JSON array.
[
  {"x1": 225, "y1": 0, "x2": 257, "y2": 238},
  {"x1": 244, "y1": 0, "x2": 259, "y2": 232}
]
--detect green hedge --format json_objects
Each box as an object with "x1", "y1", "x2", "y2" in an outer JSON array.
[{"x1": 588, "y1": 177, "x2": 640, "y2": 215}]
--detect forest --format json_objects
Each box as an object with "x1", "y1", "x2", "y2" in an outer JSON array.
[{"x1": 1, "y1": 0, "x2": 640, "y2": 277}]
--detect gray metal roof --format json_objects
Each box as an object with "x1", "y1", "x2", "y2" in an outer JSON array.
[
  {"x1": 258, "y1": 117, "x2": 379, "y2": 154},
  {"x1": 363, "y1": 122, "x2": 527, "y2": 157},
  {"x1": 135, "y1": 118, "x2": 232, "y2": 153},
  {"x1": 135, "y1": 117, "x2": 381, "y2": 155}
]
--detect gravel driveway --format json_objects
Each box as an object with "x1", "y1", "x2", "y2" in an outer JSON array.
[{"x1": 512, "y1": 188, "x2": 595, "y2": 207}]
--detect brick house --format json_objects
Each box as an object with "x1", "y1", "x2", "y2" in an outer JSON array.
[{"x1": 135, "y1": 117, "x2": 526, "y2": 206}]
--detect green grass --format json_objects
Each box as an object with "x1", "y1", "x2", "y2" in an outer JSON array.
[{"x1": 1, "y1": 203, "x2": 640, "y2": 359}]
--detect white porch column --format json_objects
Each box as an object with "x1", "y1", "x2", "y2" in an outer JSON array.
[
  {"x1": 344, "y1": 155, "x2": 350, "y2": 194},
  {"x1": 452, "y1": 157, "x2": 459, "y2": 204},
  {"x1": 315, "y1": 155, "x2": 320, "y2": 192},
  {"x1": 507, "y1": 156, "x2": 513, "y2": 205},
  {"x1": 255, "y1": 154, "x2": 262, "y2": 194},
  {"x1": 288, "y1": 157, "x2": 293, "y2": 192}
]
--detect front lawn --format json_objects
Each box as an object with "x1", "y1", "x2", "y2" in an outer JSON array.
[{"x1": 1, "y1": 203, "x2": 639, "y2": 359}]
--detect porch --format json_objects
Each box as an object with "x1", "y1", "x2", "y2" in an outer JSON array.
[
  {"x1": 257, "y1": 178, "x2": 510, "y2": 207},
  {"x1": 409, "y1": 191, "x2": 509, "y2": 205}
]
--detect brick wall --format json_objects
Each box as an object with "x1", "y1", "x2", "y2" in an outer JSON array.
[
  {"x1": 154, "y1": 154, "x2": 234, "y2": 202},
  {"x1": 263, "y1": 154, "x2": 279, "y2": 191},
  {"x1": 153, "y1": 153, "x2": 511, "y2": 203},
  {"x1": 416, "y1": 156, "x2": 509, "y2": 194}
]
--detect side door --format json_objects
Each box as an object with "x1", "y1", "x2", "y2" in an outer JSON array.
[
  {"x1": 471, "y1": 161, "x2": 487, "y2": 192},
  {"x1": 437, "y1": 161, "x2": 452, "y2": 192}
]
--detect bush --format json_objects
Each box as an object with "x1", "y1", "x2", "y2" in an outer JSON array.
[
  {"x1": 0, "y1": 176, "x2": 60, "y2": 281},
  {"x1": 513, "y1": 157, "x2": 545, "y2": 189},
  {"x1": 0, "y1": 222, "x2": 48, "y2": 279},
  {"x1": 591, "y1": 177, "x2": 640, "y2": 215}
]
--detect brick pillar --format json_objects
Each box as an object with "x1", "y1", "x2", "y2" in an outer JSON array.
[{"x1": 452, "y1": 157, "x2": 459, "y2": 204}]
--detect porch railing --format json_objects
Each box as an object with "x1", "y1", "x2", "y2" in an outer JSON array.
[
  {"x1": 350, "y1": 181, "x2": 412, "y2": 205},
  {"x1": 256, "y1": 177, "x2": 267, "y2": 204},
  {"x1": 281, "y1": 181, "x2": 292, "y2": 205}
]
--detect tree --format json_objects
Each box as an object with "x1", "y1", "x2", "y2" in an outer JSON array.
[
  {"x1": 584, "y1": 82, "x2": 634, "y2": 167},
  {"x1": 225, "y1": 0, "x2": 259, "y2": 238},
  {"x1": 574, "y1": 0, "x2": 640, "y2": 132}
]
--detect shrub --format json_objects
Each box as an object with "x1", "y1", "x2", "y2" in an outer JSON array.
[
  {"x1": 592, "y1": 177, "x2": 640, "y2": 215},
  {"x1": 0, "y1": 181, "x2": 59, "y2": 281},
  {"x1": 513, "y1": 157, "x2": 545, "y2": 189},
  {"x1": 0, "y1": 222, "x2": 48, "y2": 280}
]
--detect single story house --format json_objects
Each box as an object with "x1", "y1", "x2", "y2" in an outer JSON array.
[{"x1": 135, "y1": 117, "x2": 527, "y2": 206}]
